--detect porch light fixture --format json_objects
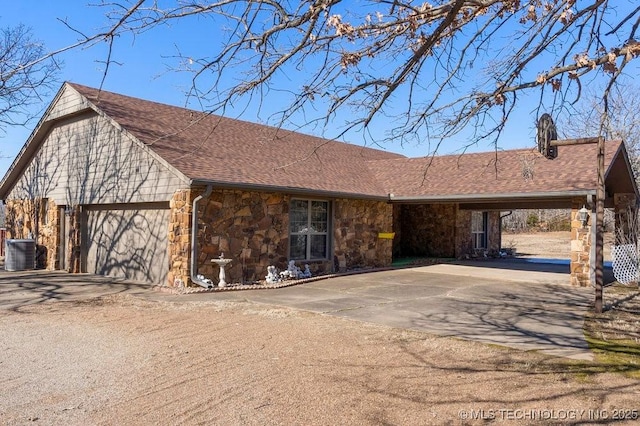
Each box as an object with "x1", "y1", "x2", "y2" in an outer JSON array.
[{"x1": 577, "y1": 205, "x2": 590, "y2": 227}]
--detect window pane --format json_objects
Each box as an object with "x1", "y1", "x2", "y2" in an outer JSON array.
[
  {"x1": 471, "y1": 211, "x2": 482, "y2": 232},
  {"x1": 310, "y1": 201, "x2": 328, "y2": 233},
  {"x1": 290, "y1": 234, "x2": 307, "y2": 260},
  {"x1": 310, "y1": 235, "x2": 327, "y2": 259},
  {"x1": 473, "y1": 232, "x2": 486, "y2": 249},
  {"x1": 290, "y1": 200, "x2": 309, "y2": 233}
]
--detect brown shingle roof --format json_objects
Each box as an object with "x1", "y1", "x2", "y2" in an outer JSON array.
[
  {"x1": 69, "y1": 83, "x2": 633, "y2": 201},
  {"x1": 366, "y1": 142, "x2": 623, "y2": 199},
  {"x1": 69, "y1": 83, "x2": 404, "y2": 198}
]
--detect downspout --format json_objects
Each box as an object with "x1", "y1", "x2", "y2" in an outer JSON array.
[{"x1": 190, "y1": 184, "x2": 213, "y2": 288}]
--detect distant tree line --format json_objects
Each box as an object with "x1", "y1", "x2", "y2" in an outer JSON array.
[{"x1": 501, "y1": 209, "x2": 615, "y2": 233}]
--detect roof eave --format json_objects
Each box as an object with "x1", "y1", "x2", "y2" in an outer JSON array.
[
  {"x1": 389, "y1": 189, "x2": 596, "y2": 204},
  {"x1": 190, "y1": 179, "x2": 390, "y2": 201}
]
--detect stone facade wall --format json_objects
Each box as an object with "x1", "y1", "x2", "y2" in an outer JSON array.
[
  {"x1": 4, "y1": 198, "x2": 62, "y2": 270},
  {"x1": 570, "y1": 199, "x2": 592, "y2": 287},
  {"x1": 488, "y1": 211, "x2": 501, "y2": 254},
  {"x1": 455, "y1": 210, "x2": 501, "y2": 258},
  {"x1": 392, "y1": 205, "x2": 501, "y2": 259},
  {"x1": 195, "y1": 190, "x2": 292, "y2": 285},
  {"x1": 392, "y1": 204, "x2": 402, "y2": 258},
  {"x1": 166, "y1": 189, "x2": 395, "y2": 287},
  {"x1": 395, "y1": 204, "x2": 457, "y2": 257},
  {"x1": 455, "y1": 209, "x2": 473, "y2": 257},
  {"x1": 333, "y1": 199, "x2": 394, "y2": 271},
  {"x1": 165, "y1": 188, "x2": 293, "y2": 287}
]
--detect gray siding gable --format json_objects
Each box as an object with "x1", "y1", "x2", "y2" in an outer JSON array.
[{"x1": 2, "y1": 83, "x2": 189, "y2": 205}]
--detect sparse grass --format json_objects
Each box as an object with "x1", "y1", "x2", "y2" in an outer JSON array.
[{"x1": 582, "y1": 283, "x2": 640, "y2": 379}]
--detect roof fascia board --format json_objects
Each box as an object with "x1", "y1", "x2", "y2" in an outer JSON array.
[
  {"x1": 189, "y1": 179, "x2": 389, "y2": 201},
  {"x1": 389, "y1": 190, "x2": 596, "y2": 204}
]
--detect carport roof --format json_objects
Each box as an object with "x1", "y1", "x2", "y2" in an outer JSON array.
[{"x1": 367, "y1": 141, "x2": 637, "y2": 206}]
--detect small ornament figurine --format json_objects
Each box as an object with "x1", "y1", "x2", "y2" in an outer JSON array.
[
  {"x1": 266, "y1": 265, "x2": 280, "y2": 284},
  {"x1": 302, "y1": 264, "x2": 312, "y2": 278}
]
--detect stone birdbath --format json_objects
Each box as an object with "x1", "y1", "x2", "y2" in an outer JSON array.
[{"x1": 211, "y1": 253, "x2": 233, "y2": 288}]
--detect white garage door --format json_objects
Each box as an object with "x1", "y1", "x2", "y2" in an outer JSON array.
[{"x1": 84, "y1": 204, "x2": 170, "y2": 284}]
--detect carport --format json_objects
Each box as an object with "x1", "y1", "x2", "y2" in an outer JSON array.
[{"x1": 375, "y1": 140, "x2": 639, "y2": 287}]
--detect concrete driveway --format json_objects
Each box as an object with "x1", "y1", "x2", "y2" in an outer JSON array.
[
  {"x1": 186, "y1": 261, "x2": 594, "y2": 359},
  {"x1": 0, "y1": 262, "x2": 594, "y2": 359}
]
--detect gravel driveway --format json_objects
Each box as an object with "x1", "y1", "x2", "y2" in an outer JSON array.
[{"x1": 2, "y1": 266, "x2": 638, "y2": 425}]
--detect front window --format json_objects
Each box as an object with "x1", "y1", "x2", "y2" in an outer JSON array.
[
  {"x1": 471, "y1": 211, "x2": 488, "y2": 250},
  {"x1": 289, "y1": 199, "x2": 330, "y2": 260}
]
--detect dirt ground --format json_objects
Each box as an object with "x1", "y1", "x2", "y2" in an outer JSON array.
[
  {"x1": 503, "y1": 231, "x2": 614, "y2": 261},
  {"x1": 1, "y1": 233, "x2": 639, "y2": 425},
  {"x1": 1, "y1": 295, "x2": 639, "y2": 426}
]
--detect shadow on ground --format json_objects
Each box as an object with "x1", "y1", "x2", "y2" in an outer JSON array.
[{"x1": 0, "y1": 269, "x2": 151, "y2": 312}]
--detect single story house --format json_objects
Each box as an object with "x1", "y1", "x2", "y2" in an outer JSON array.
[{"x1": 0, "y1": 83, "x2": 637, "y2": 288}]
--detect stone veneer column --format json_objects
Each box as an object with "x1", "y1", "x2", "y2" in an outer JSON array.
[
  {"x1": 67, "y1": 206, "x2": 83, "y2": 273},
  {"x1": 454, "y1": 205, "x2": 472, "y2": 258},
  {"x1": 570, "y1": 199, "x2": 592, "y2": 287},
  {"x1": 167, "y1": 188, "x2": 195, "y2": 288},
  {"x1": 40, "y1": 200, "x2": 60, "y2": 270}
]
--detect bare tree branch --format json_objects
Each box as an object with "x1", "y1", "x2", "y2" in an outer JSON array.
[
  {"x1": 34, "y1": 1, "x2": 640, "y2": 153},
  {"x1": 0, "y1": 24, "x2": 60, "y2": 134}
]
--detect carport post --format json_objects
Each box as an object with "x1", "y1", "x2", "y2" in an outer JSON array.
[
  {"x1": 594, "y1": 136, "x2": 605, "y2": 313},
  {"x1": 551, "y1": 136, "x2": 605, "y2": 313}
]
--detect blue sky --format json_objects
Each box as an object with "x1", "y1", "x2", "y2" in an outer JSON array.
[{"x1": 1, "y1": 1, "x2": 637, "y2": 178}]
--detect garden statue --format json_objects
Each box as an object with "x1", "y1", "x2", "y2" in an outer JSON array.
[
  {"x1": 266, "y1": 265, "x2": 280, "y2": 284},
  {"x1": 280, "y1": 260, "x2": 303, "y2": 279},
  {"x1": 302, "y1": 264, "x2": 312, "y2": 278}
]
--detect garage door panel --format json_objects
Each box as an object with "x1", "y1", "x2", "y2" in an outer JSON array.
[{"x1": 86, "y1": 207, "x2": 169, "y2": 284}]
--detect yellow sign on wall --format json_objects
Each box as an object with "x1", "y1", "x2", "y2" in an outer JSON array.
[{"x1": 378, "y1": 232, "x2": 395, "y2": 239}]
